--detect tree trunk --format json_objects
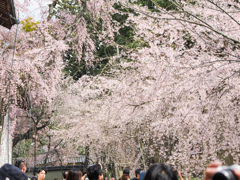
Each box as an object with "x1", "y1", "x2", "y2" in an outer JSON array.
[
  {"x1": 84, "y1": 146, "x2": 89, "y2": 168},
  {"x1": 0, "y1": 115, "x2": 12, "y2": 166}
]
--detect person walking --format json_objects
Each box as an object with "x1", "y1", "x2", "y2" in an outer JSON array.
[
  {"x1": 66, "y1": 169, "x2": 82, "y2": 180},
  {"x1": 37, "y1": 168, "x2": 47, "y2": 180}
]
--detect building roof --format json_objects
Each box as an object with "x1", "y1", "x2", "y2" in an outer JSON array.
[{"x1": 0, "y1": 0, "x2": 18, "y2": 29}]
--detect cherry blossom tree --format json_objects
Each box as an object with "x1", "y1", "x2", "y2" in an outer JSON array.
[
  {"x1": 1, "y1": 0, "x2": 240, "y2": 178},
  {"x1": 1, "y1": 0, "x2": 119, "y2": 167},
  {"x1": 52, "y1": 0, "x2": 240, "y2": 177},
  {"x1": 0, "y1": 12, "x2": 68, "y2": 164}
]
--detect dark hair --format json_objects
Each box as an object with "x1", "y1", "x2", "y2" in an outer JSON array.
[
  {"x1": 135, "y1": 169, "x2": 143, "y2": 177},
  {"x1": 14, "y1": 160, "x2": 26, "y2": 170},
  {"x1": 37, "y1": 168, "x2": 47, "y2": 174},
  {"x1": 143, "y1": 164, "x2": 178, "y2": 180},
  {"x1": 87, "y1": 164, "x2": 103, "y2": 180},
  {"x1": 123, "y1": 169, "x2": 129, "y2": 175},
  {"x1": 121, "y1": 174, "x2": 130, "y2": 180},
  {"x1": 31, "y1": 176, "x2": 38, "y2": 180},
  {"x1": 63, "y1": 171, "x2": 69, "y2": 179},
  {"x1": 66, "y1": 169, "x2": 82, "y2": 180}
]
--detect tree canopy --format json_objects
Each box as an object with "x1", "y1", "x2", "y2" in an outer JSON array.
[{"x1": 0, "y1": 0, "x2": 240, "y2": 177}]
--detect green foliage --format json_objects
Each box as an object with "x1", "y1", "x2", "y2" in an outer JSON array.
[
  {"x1": 182, "y1": 30, "x2": 196, "y2": 49},
  {"x1": 12, "y1": 139, "x2": 31, "y2": 158},
  {"x1": 112, "y1": 2, "x2": 138, "y2": 17},
  {"x1": 50, "y1": 0, "x2": 80, "y2": 20},
  {"x1": 112, "y1": 2, "x2": 139, "y2": 49},
  {"x1": 112, "y1": 3, "x2": 150, "y2": 49},
  {"x1": 21, "y1": 17, "x2": 39, "y2": 32},
  {"x1": 63, "y1": 46, "x2": 114, "y2": 80},
  {"x1": 0, "y1": 40, "x2": 4, "y2": 48},
  {"x1": 133, "y1": 0, "x2": 178, "y2": 11},
  {"x1": 112, "y1": 13, "x2": 129, "y2": 24},
  {"x1": 77, "y1": 146, "x2": 85, "y2": 155},
  {"x1": 58, "y1": 0, "x2": 150, "y2": 80},
  {"x1": 63, "y1": 50, "x2": 86, "y2": 81},
  {"x1": 114, "y1": 26, "x2": 135, "y2": 45},
  {"x1": 62, "y1": 12, "x2": 117, "y2": 80}
]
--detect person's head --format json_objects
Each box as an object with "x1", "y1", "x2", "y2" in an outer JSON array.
[
  {"x1": 31, "y1": 176, "x2": 38, "y2": 180},
  {"x1": 37, "y1": 168, "x2": 47, "y2": 180},
  {"x1": 63, "y1": 171, "x2": 69, "y2": 180},
  {"x1": 87, "y1": 164, "x2": 103, "y2": 180},
  {"x1": 66, "y1": 169, "x2": 82, "y2": 180},
  {"x1": 123, "y1": 169, "x2": 130, "y2": 176},
  {"x1": 121, "y1": 174, "x2": 130, "y2": 180},
  {"x1": 135, "y1": 169, "x2": 143, "y2": 179},
  {"x1": 143, "y1": 164, "x2": 178, "y2": 180},
  {"x1": 15, "y1": 160, "x2": 27, "y2": 173},
  {"x1": 0, "y1": 163, "x2": 28, "y2": 180}
]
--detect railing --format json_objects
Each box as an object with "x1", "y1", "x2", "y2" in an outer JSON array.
[
  {"x1": 38, "y1": 155, "x2": 85, "y2": 165},
  {"x1": 13, "y1": 155, "x2": 85, "y2": 166}
]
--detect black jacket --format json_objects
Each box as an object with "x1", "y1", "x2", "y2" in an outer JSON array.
[{"x1": 0, "y1": 164, "x2": 28, "y2": 180}]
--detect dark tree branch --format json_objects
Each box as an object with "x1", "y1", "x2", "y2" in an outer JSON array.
[
  {"x1": 44, "y1": 135, "x2": 51, "y2": 164},
  {"x1": 47, "y1": 0, "x2": 59, "y2": 21},
  {"x1": 12, "y1": 121, "x2": 50, "y2": 147}
]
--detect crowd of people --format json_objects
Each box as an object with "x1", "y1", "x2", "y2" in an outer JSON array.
[{"x1": 0, "y1": 160, "x2": 239, "y2": 180}]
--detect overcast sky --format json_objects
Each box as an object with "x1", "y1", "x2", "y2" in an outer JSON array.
[{"x1": 17, "y1": 0, "x2": 51, "y2": 21}]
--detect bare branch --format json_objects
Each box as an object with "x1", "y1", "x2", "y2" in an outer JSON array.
[
  {"x1": 206, "y1": 0, "x2": 240, "y2": 26},
  {"x1": 121, "y1": 2, "x2": 240, "y2": 44},
  {"x1": 47, "y1": 0, "x2": 59, "y2": 21},
  {"x1": 64, "y1": 0, "x2": 87, "y2": 41}
]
